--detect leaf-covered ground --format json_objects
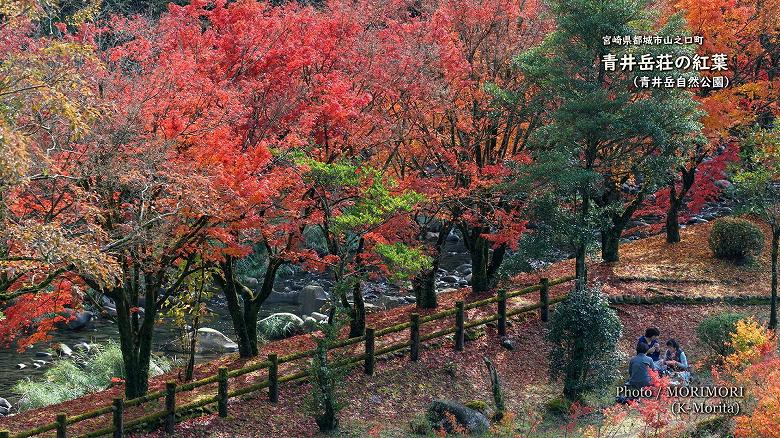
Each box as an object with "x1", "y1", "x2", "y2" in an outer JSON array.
[{"x1": 0, "y1": 222, "x2": 774, "y2": 436}]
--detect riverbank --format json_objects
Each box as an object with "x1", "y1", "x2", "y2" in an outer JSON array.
[{"x1": 1, "y1": 220, "x2": 775, "y2": 436}]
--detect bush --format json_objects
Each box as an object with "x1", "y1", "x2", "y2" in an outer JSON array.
[
  {"x1": 708, "y1": 217, "x2": 764, "y2": 262},
  {"x1": 547, "y1": 284, "x2": 624, "y2": 402},
  {"x1": 13, "y1": 341, "x2": 172, "y2": 410},
  {"x1": 697, "y1": 313, "x2": 747, "y2": 357}
]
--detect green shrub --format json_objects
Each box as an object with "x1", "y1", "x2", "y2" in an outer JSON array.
[
  {"x1": 547, "y1": 284, "x2": 624, "y2": 402},
  {"x1": 465, "y1": 399, "x2": 488, "y2": 414},
  {"x1": 708, "y1": 217, "x2": 764, "y2": 262},
  {"x1": 13, "y1": 341, "x2": 172, "y2": 411},
  {"x1": 697, "y1": 313, "x2": 746, "y2": 357},
  {"x1": 408, "y1": 413, "x2": 433, "y2": 435},
  {"x1": 545, "y1": 396, "x2": 572, "y2": 416}
]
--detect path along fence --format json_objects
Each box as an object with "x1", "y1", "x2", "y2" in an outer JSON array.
[{"x1": 0, "y1": 275, "x2": 575, "y2": 438}]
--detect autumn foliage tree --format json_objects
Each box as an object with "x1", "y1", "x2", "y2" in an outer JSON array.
[
  {"x1": 658, "y1": 0, "x2": 780, "y2": 243},
  {"x1": 379, "y1": 0, "x2": 546, "y2": 295}
]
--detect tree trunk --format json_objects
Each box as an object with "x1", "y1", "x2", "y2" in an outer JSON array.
[
  {"x1": 214, "y1": 257, "x2": 282, "y2": 357},
  {"x1": 349, "y1": 279, "x2": 365, "y2": 338},
  {"x1": 666, "y1": 167, "x2": 696, "y2": 243},
  {"x1": 600, "y1": 226, "x2": 621, "y2": 263},
  {"x1": 770, "y1": 227, "x2": 779, "y2": 330},
  {"x1": 470, "y1": 231, "x2": 491, "y2": 294},
  {"x1": 666, "y1": 184, "x2": 682, "y2": 243},
  {"x1": 413, "y1": 221, "x2": 453, "y2": 309},
  {"x1": 574, "y1": 240, "x2": 587, "y2": 291},
  {"x1": 111, "y1": 285, "x2": 156, "y2": 399},
  {"x1": 214, "y1": 262, "x2": 253, "y2": 358}
]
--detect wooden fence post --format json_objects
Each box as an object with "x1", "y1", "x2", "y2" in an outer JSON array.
[
  {"x1": 268, "y1": 354, "x2": 278, "y2": 403},
  {"x1": 56, "y1": 413, "x2": 66, "y2": 438},
  {"x1": 218, "y1": 367, "x2": 228, "y2": 418},
  {"x1": 497, "y1": 290, "x2": 507, "y2": 337},
  {"x1": 0, "y1": 430, "x2": 9, "y2": 438},
  {"x1": 455, "y1": 301, "x2": 465, "y2": 351},
  {"x1": 165, "y1": 382, "x2": 176, "y2": 434},
  {"x1": 112, "y1": 398, "x2": 123, "y2": 438},
  {"x1": 539, "y1": 278, "x2": 549, "y2": 322},
  {"x1": 364, "y1": 327, "x2": 375, "y2": 375},
  {"x1": 410, "y1": 313, "x2": 420, "y2": 361}
]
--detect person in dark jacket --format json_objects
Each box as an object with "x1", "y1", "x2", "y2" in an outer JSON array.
[
  {"x1": 637, "y1": 327, "x2": 661, "y2": 362},
  {"x1": 628, "y1": 342, "x2": 655, "y2": 389}
]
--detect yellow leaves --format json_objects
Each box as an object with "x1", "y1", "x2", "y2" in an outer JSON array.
[
  {"x1": 724, "y1": 317, "x2": 776, "y2": 375},
  {"x1": 0, "y1": 120, "x2": 31, "y2": 189},
  {"x1": 1, "y1": 222, "x2": 121, "y2": 289},
  {"x1": 67, "y1": 0, "x2": 102, "y2": 26}
]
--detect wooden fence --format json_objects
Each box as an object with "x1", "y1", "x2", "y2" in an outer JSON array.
[{"x1": 0, "y1": 275, "x2": 575, "y2": 438}]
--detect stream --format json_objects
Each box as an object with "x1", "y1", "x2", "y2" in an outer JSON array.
[{"x1": 0, "y1": 236, "x2": 472, "y2": 407}]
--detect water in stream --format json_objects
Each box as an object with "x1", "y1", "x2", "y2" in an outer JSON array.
[{"x1": 0, "y1": 238, "x2": 472, "y2": 407}]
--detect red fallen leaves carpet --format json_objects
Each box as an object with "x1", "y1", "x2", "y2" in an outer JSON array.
[{"x1": 0, "y1": 222, "x2": 774, "y2": 436}]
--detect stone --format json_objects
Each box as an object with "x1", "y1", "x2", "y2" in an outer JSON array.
[
  {"x1": 687, "y1": 216, "x2": 708, "y2": 225},
  {"x1": 35, "y1": 351, "x2": 53, "y2": 358},
  {"x1": 403, "y1": 295, "x2": 416, "y2": 304},
  {"x1": 55, "y1": 309, "x2": 94, "y2": 330},
  {"x1": 55, "y1": 343, "x2": 73, "y2": 357},
  {"x1": 265, "y1": 289, "x2": 300, "y2": 305},
  {"x1": 427, "y1": 400, "x2": 490, "y2": 434},
  {"x1": 16, "y1": 363, "x2": 27, "y2": 369},
  {"x1": 0, "y1": 399, "x2": 9, "y2": 416},
  {"x1": 500, "y1": 336, "x2": 515, "y2": 351},
  {"x1": 464, "y1": 273, "x2": 472, "y2": 285},
  {"x1": 379, "y1": 295, "x2": 408, "y2": 310},
  {"x1": 74, "y1": 342, "x2": 92, "y2": 353},
  {"x1": 303, "y1": 316, "x2": 320, "y2": 332},
  {"x1": 441, "y1": 275, "x2": 459, "y2": 284},
  {"x1": 32, "y1": 360, "x2": 47, "y2": 366},
  {"x1": 258, "y1": 313, "x2": 305, "y2": 340},
  {"x1": 454, "y1": 263, "x2": 472, "y2": 275},
  {"x1": 194, "y1": 328, "x2": 239, "y2": 353},
  {"x1": 298, "y1": 284, "x2": 329, "y2": 315},
  {"x1": 425, "y1": 232, "x2": 440, "y2": 241},
  {"x1": 446, "y1": 231, "x2": 460, "y2": 243},
  {"x1": 310, "y1": 312, "x2": 329, "y2": 322}
]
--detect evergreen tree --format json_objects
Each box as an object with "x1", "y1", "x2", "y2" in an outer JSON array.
[{"x1": 517, "y1": 0, "x2": 704, "y2": 281}]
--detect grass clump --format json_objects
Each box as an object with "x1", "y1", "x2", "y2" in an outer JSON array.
[{"x1": 13, "y1": 340, "x2": 172, "y2": 410}]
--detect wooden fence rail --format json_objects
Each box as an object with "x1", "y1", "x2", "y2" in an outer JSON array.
[{"x1": 1, "y1": 276, "x2": 574, "y2": 438}]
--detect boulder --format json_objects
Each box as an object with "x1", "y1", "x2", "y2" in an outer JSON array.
[
  {"x1": 464, "y1": 273, "x2": 473, "y2": 285},
  {"x1": 298, "y1": 284, "x2": 329, "y2": 315},
  {"x1": 73, "y1": 342, "x2": 92, "y2": 353},
  {"x1": 427, "y1": 400, "x2": 490, "y2": 434},
  {"x1": 196, "y1": 328, "x2": 239, "y2": 353},
  {"x1": 446, "y1": 231, "x2": 460, "y2": 243},
  {"x1": 310, "y1": 312, "x2": 329, "y2": 322},
  {"x1": 55, "y1": 310, "x2": 94, "y2": 330},
  {"x1": 54, "y1": 343, "x2": 73, "y2": 357},
  {"x1": 258, "y1": 313, "x2": 305, "y2": 340},
  {"x1": 441, "y1": 275, "x2": 459, "y2": 284},
  {"x1": 35, "y1": 351, "x2": 53, "y2": 358},
  {"x1": 379, "y1": 295, "x2": 408, "y2": 310},
  {"x1": 265, "y1": 289, "x2": 300, "y2": 305},
  {"x1": 16, "y1": 363, "x2": 26, "y2": 370},
  {"x1": 454, "y1": 264, "x2": 472, "y2": 275},
  {"x1": 0, "y1": 397, "x2": 10, "y2": 416},
  {"x1": 425, "y1": 232, "x2": 440, "y2": 241}
]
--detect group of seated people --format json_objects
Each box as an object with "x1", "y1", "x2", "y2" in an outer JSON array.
[{"x1": 628, "y1": 327, "x2": 690, "y2": 389}]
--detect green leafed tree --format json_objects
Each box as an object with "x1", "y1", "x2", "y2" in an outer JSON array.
[
  {"x1": 301, "y1": 158, "x2": 429, "y2": 337},
  {"x1": 517, "y1": 0, "x2": 704, "y2": 285},
  {"x1": 547, "y1": 284, "x2": 623, "y2": 402},
  {"x1": 732, "y1": 125, "x2": 780, "y2": 329}
]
